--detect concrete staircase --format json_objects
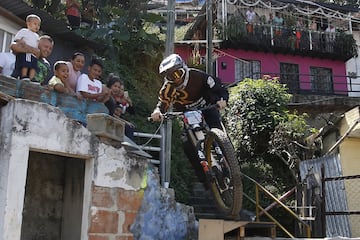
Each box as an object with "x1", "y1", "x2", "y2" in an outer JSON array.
[
  {"x1": 189, "y1": 179, "x2": 257, "y2": 221},
  {"x1": 189, "y1": 181, "x2": 222, "y2": 219},
  {"x1": 190, "y1": 180, "x2": 278, "y2": 240}
]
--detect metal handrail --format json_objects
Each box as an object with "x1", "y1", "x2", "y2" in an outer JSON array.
[{"x1": 242, "y1": 173, "x2": 312, "y2": 238}]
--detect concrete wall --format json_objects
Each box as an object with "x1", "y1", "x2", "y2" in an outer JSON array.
[
  {"x1": 0, "y1": 98, "x2": 197, "y2": 240},
  {"x1": 336, "y1": 109, "x2": 360, "y2": 237},
  {"x1": 338, "y1": 138, "x2": 360, "y2": 237},
  {"x1": 0, "y1": 99, "x2": 148, "y2": 240}
]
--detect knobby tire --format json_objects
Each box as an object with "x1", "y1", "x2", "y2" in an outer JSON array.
[{"x1": 204, "y1": 128, "x2": 243, "y2": 219}]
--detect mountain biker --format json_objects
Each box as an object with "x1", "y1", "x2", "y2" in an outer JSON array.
[
  {"x1": 150, "y1": 54, "x2": 229, "y2": 185},
  {"x1": 150, "y1": 54, "x2": 229, "y2": 128}
]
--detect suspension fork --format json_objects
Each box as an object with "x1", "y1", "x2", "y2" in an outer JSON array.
[
  {"x1": 195, "y1": 140, "x2": 207, "y2": 168},
  {"x1": 212, "y1": 141, "x2": 230, "y2": 176}
]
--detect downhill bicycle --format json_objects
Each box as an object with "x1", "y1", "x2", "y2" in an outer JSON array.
[{"x1": 150, "y1": 105, "x2": 243, "y2": 218}]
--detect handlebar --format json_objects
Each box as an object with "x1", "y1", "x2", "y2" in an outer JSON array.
[{"x1": 147, "y1": 104, "x2": 219, "y2": 122}]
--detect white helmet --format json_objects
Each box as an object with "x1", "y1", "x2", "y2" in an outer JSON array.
[{"x1": 159, "y1": 54, "x2": 187, "y2": 83}]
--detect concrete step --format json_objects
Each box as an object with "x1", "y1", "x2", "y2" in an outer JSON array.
[
  {"x1": 198, "y1": 219, "x2": 277, "y2": 240},
  {"x1": 189, "y1": 180, "x2": 222, "y2": 220}
]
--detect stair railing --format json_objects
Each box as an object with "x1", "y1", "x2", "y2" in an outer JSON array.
[{"x1": 242, "y1": 173, "x2": 311, "y2": 238}]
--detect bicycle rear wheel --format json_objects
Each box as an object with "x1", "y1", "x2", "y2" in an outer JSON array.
[{"x1": 204, "y1": 128, "x2": 243, "y2": 218}]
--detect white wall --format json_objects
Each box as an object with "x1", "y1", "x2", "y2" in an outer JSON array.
[
  {"x1": 0, "y1": 15, "x2": 21, "y2": 35},
  {"x1": 346, "y1": 31, "x2": 360, "y2": 97},
  {"x1": 0, "y1": 14, "x2": 21, "y2": 52}
]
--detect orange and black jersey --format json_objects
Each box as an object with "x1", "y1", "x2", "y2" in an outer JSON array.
[{"x1": 156, "y1": 68, "x2": 229, "y2": 113}]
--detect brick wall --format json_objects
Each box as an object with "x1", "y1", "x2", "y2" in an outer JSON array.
[{"x1": 89, "y1": 186, "x2": 144, "y2": 239}]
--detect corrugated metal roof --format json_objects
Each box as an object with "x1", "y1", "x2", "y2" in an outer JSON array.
[
  {"x1": 0, "y1": 0, "x2": 99, "y2": 48},
  {"x1": 299, "y1": 154, "x2": 351, "y2": 237}
]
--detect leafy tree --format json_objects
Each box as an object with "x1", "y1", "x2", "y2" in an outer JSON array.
[
  {"x1": 26, "y1": 0, "x2": 62, "y2": 16},
  {"x1": 224, "y1": 77, "x2": 315, "y2": 234},
  {"x1": 224, "y1": 77, "x2": 314, "y2": 194},
  {"x1": 225, "y1": 77, "x2": 312, "y2": 161}
]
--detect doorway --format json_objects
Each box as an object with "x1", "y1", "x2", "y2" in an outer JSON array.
[{"x1": 20, "y1": 151, "x2": 85, "y2": 240}]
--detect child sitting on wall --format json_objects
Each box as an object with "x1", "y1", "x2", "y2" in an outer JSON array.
[{"x1": 48, "y1": 61, "x2": 75, "y2": 95}]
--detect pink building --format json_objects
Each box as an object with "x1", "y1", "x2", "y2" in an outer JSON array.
[{"x1": 176, "y1": 43, "x2": 349, "y2": 95}]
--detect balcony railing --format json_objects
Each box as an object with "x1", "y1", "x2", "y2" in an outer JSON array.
[
  {"x1": 236, "y1": 72, "x2": 360, "y2": 97},
  {"x1": 220, "y1": 18, "x2": 357, "y2": 61}
]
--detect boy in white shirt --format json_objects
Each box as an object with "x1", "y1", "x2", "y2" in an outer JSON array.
[
  {"x1": 76, "y1": 58, "x2": 110, "y2": 102},
  {"x1": 14, "y1": 14, "x2": 41, "y2": 81}
]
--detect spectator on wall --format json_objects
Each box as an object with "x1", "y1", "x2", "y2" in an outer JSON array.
[
  {"x1": 13, "y1": 14, "x2": 41, "y2": 81},
  {"x1": 76, "y1": 58, "x2": 110, "y2": 103},
  {"x1": 105, "y1": 74, "x2": 135, "y2": 140},
  {"x1": 11, "y1": 35, "x2": 54, "y2": 85},
  {"x1": 66, "y1": 52, "x2": 85, "y2": 95},
  {"x1": 48, "y1": 60, "x2": 76, "y2": 95}
]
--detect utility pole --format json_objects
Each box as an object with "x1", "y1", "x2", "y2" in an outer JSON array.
[
  {"x1": 206, "y1": 0, "x2": 213, "y2": 74},
  {"x1": 161, "y1": 0, "x2": 175, "y2": 188},
  {"x1": 165, "y1": 0, "x2": 175, "y2": 55}
]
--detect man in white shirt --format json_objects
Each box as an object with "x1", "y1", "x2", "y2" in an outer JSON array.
[
  {"x1": 76, "y1": 58, "x2": 110, "y2": 102},
  {"x1": 0, "y1": 52, "x2": 16, "y2": 76}
]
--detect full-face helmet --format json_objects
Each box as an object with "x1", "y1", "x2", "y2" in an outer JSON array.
[{"x1": 159, "y1": 54, "x2": 187, "y2": 83}]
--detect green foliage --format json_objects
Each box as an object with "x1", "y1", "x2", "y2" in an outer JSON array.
[
  {"x1": 224, "y1": 77, "x2": 312, "y2": 224},
  {"x1": 269, "y1": 112, "x2": 313, "y2": 155},
  {"x1": 76, "y1": 13, "x2": 164, "y2": 66},
  {"x1": 225, "y1": 77, "x2": 292, "y2": 156},
  {"x1": 221, "y1": 15, "x2": 247, "y2": 41},
  {"x1": 26, "y1": 0, "x2": 62, "y2": 16},
  {"x1": 334, "y1": 30, "x2": 358, "y2": 59}
]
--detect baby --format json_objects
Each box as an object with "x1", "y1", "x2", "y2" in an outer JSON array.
[{"x1": 14, "y1": 14, "x2": 41, "y2": 81}]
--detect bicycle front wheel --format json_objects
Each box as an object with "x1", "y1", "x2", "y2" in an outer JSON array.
[{"x1": 204, "y1": 128, "x2": 243, "y2": 219}]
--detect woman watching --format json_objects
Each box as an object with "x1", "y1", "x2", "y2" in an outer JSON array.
[{"x1": 66, "y1": 52, "x2": 85, "y2": 94}]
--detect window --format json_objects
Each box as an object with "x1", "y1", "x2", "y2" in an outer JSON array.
[
  {"x1": 310, "y1": 67, "x2": 333, "y2": 94},
  {"x1": 280, "y1": 63, "x2": 299, "y2": 93},
  {"x1": 0, "y1": 29, "x2": 14, "y2": 52},
  {"x1": 235, "y1": 59, "x2": 260, "y2": 82}
]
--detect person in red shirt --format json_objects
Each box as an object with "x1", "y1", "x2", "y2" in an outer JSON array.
[{"x1": 66, "y1": 0, "x2": 81, "y2": 29}]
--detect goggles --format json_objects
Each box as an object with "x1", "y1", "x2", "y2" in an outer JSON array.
[{"x1": 167, "y1": 68, "x2": 185, "y2": 83}]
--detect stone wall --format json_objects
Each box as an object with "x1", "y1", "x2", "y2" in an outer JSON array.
[{"x1": 0, "y1": 98, "x2": 197, "y2": 240}]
